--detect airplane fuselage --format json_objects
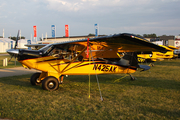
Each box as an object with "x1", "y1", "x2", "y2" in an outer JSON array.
[{"x1": 19, "y1": 56, "x2": 136, "y2": 81}]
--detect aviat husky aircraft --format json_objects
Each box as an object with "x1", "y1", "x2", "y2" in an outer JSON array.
[
  {"x1": 137, "y1": 45, "x2": 176, "y2": 63},
  {"x1": 155, "y1": 45, "x2": 178, "y2": 59},
  {"x1": 7, "y1": 33, "x2": 167, "y2": 91}
]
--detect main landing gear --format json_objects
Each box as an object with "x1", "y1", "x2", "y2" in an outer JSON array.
[
  {"x1": 30, "y1": 72, "x2": 65, "y2": 91},
  {"x1": 30, "y1": 72, "x2": 42, "y2": 85},
  {"x1": 42, "y1": 76, "x2": 59, "y2": 91}
]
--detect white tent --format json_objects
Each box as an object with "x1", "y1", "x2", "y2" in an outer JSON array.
[
  {"x1": 0, "y1": 38, "x2": 15, "y2": 53},
  {"x1": 17, "y1": 39, "x2": 29, "y2": 49},
  {"x1": 0, "y1": 38, "x2": 31, "y2": 53}
]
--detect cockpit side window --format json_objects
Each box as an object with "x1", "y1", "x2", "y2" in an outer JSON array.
[
  {"x1": 41, "y1": 44, "x2": 86, "y2": 61},
  {"x1": 48, "y1": 47, "x2": 65, "y2": 59}
]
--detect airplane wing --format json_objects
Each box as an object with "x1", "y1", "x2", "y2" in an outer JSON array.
[
  {"x1": 18, "y1": 33, "x2": 169, "y2": 59},
  {"x1": 51, "y1": 33, "x2": 168, "y2": 52},
  {"x1": 34, "y1": 33, "x2": 167, "y2": 59},
  {"x1": 167, "y1": 45, "x2": 177, "y2": 50}
]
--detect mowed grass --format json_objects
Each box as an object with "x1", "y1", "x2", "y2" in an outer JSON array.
[
  {"x1": 0, "y1": 59, "x2": 180, "y2": 119},
  {"x1": 0, "y1": 55, "x2": 22, "y2": 69}
]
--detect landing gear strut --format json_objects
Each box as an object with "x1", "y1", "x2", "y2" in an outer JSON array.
[{"x1": 59, "y1": 75, "x2": 64, "y2": 84}]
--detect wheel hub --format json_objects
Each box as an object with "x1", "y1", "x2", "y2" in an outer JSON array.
[
  {"x1": 48, "y1": 82, "x2": 54, "y2": 88},
  {"x1": 36, "y1": 79, "x2": 41, "y2": 83}
]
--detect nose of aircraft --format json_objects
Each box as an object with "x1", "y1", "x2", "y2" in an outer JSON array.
[{"x1": 7, "y1": 49, "x2": 19, "y2": 55}]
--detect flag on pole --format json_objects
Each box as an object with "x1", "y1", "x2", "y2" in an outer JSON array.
[
  {"x1": 33, "y1": 26, "x2": 37, "y2": 37},
  {"x1": 27, "y1": 40, "x2": 31, "y2": 50},
  {"x1": 86, "y1": 38, "x2": 90, "y2": 58},
  {"x1": 65, "y1": 25, "x2": 69, "y2": 37},
  {"x1": 11, "y1": 41, "x2": 13, "y2": 49},
  {"x1": 95, "y1": 24, "x2": 98, "y2": 37},
  {"x1": 51, "y1": 25, "x2": 56, "y2": 37}
]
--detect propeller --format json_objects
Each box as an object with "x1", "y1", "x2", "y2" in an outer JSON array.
[
  {"x1": 7, "y1": 30, "x2": 20, "y2": 62},
  {"x1": 14, "y1": 30, "x2": 20, "y2": 49}
]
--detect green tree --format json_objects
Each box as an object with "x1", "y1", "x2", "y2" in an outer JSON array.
[
  {"x1": 136, "y1": 34, "x2": 143, "y2": 37},
  {"x1": 88, "y1": 33, "x2": 95, "y2": 36},
  {"x1": 143, "y1": 33, "x2": 157, "y2": 38},
  {"x1": 143, "y1": 34, "x2": 148, "y2": 37},
  {"x1": 8, "y1": 36, "x2": 25, "y2": 40}
]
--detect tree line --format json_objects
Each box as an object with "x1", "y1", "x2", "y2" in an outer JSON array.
[
  {"x1": 88, "y1": 33, "x2": 174, "y2": 38},
  {"x1": 0, "y1": 33, "x2": 178, "y2": 40},
  {"x1": 8, "y1": 36, "x2": 26, "y2": 40},
  {"x1": 0, "y1": 36, "x2": 26, "y2": 40}
]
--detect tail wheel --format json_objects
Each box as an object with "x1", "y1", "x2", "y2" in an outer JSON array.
[
  {"x1": 30, "y1": 72, "x2": 42, "y2": 85},
  {"x1": 42, "y1": 76, "x2": 59, "y2": 91}
]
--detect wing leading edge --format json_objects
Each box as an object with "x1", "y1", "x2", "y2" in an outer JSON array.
[{"x1": 51, "y1": 33, "x2": 168, "y2": 53}]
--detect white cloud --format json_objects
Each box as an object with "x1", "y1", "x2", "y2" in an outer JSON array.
[
  {"x1": 0, "y1": 0, "x2": 180, "y2": 38},
  {"x1": 46, "y1": 0, "x2": 84, "y2": 11},
  {"x1": 45, "y1": 0, "x2": 142, "y2": 12},
  {"x1": 0, "y1": 16, "x2": 7, "y2": 18},
  {"x1": 45, "y1": 0, "x2": 180, "y2": 13},
  {"x1": 0, "y1": 3, "x2": 6, "y2": 8}
]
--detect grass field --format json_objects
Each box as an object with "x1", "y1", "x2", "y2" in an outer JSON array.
[
  {"x1": 0, "y1": 55, "x2": 22, "y2": 69},
  {"x1": 0, "y1": 59, "x2": 180, "y2": 119}
]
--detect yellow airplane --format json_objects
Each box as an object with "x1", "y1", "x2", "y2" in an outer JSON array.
[
  {"x1": 137, "y1": 52, "x2": 157, "y2": 63},
  {"x1": 7, "y1": 33, "x2": 167, "y2": 91},
  {"x1": 154, "y1": 45, "x2": 177, "y2": 59},
  {"x1": 137, "y1": 45, "x2": 177, "y2": 63}
]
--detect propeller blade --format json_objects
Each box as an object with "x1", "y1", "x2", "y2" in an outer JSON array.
[
  {"x1": 6, "y1": 30, "x2": 20, "y2": 63},
  {"x1": 8, "y1": 55, "x2": 14, "y2": 63},
  {"x1": 14, "y1": 30, "x2": 20, "y2": 49}
]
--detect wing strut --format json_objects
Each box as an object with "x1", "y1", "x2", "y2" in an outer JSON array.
[{"x1": 89, "y1": 46, "x2": 103, "y2": 102}]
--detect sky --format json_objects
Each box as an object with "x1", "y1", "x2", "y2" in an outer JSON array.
[{"x1": 0, "y1": 0, "x2": 180, "y2": 40}]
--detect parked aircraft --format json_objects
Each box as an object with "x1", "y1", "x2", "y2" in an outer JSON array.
[
  {"x1": 7, "y1": 32, "x2": 168, "y2": 91},
  {"x1": 137, "y1": 45, "x2": 176, "y2": 64}
]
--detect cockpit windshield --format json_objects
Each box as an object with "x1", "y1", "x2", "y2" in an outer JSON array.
[{"x1": 39, "y1": 43, "x2": 85, "y2": 61}]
